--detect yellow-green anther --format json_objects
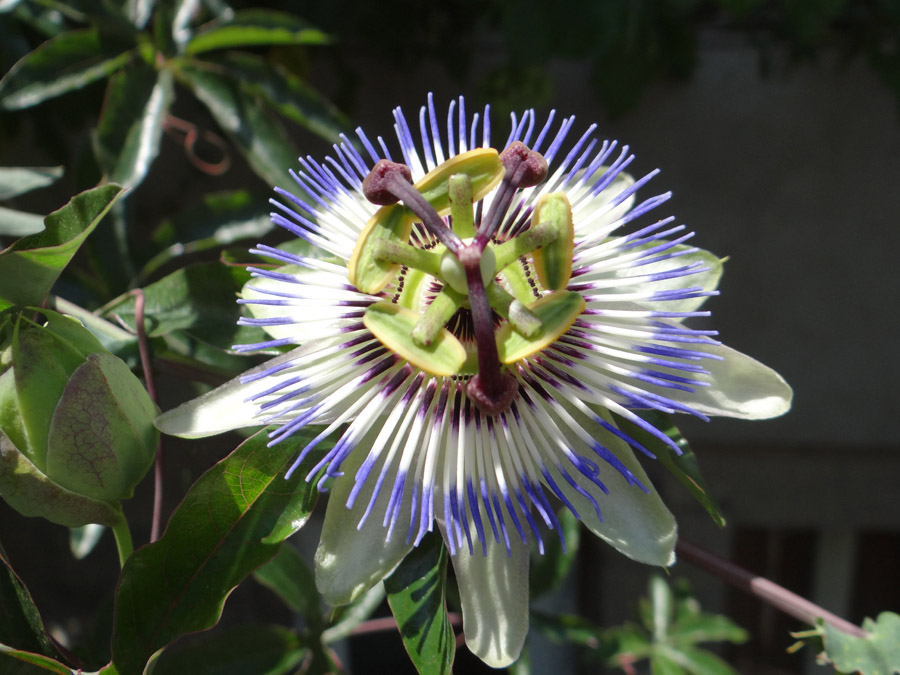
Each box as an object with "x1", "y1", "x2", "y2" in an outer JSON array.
[
  {"x1": 496, "y1": 291, "x2": 585, "y2": 364},
  {"x1": 440, "y1": 244, "x2": 496, "y2": 295},
  {"x1": 486, "y1": 282, "x2": 542, "y2": 337},
  {"x1": 448, "y1": 173, "x2": 475, "y2": 238},
  {"x1": 348, "y1": 204, "x2": 413, "y2": 294},
  {"x1": 411, "y1": 286, "x2": 466, "y2": 347},
  {"x1": 372, "y1": 239, "x2": 443, "y2": 277},
  {"x1": 491, "y1": 221, "x2": 559, "y2": 271},
  {"x1": 363, "y1": 301, "x2": 466, "y2": 377},
  {"x1": 414, "y1": 148, "x2": 504, "y2": 217},
  {"x1": 531, "y1": 192, "x2": 574, "y2": 291}
]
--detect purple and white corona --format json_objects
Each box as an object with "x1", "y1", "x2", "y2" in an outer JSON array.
[{"x1": 158, "y1": 94, "x2": 791, "y2": 667}]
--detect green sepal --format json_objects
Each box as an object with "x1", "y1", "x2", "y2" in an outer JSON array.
[
  {"x1": 363, "y1": 302, "x2": 465, "y2": 376},
  {"x1": 348, "y1": 204, "x2": 412, "y2": 294},
  {"x1": 45, "y1": 353, "x2": 158, "y2": 502},
  {"x1": 414, "y1": 148, "x2": 504, "y2": 217},
  {"x1": 496, "y1": 291, "x2": 585, "y2": 364},
  {"x1": 531, "y1": 192, "x2": 574, "y2": 290},
  {"x1": 10, "y1": 311, "x2": 107, "y2": 469}
]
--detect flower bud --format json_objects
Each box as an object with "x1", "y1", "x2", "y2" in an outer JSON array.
[{"x1": 0, "y1": 309, "x2": 157, "y2": 526}]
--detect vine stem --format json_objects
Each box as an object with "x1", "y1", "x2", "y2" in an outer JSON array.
[
  {"x1": 675, "y1": 538, "x2": 868, "y2": 637},
  {"x1": 110, "y1": 516, "x2": 134, "y2": 569},
  {"x1": 131, "y1": 289, "x2": 164, "y2": 543},
  {"x1": 348, "y1": 612, "x2": 463, "y2": 637}
]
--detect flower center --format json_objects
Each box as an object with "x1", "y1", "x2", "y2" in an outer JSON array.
[{"x1": 353, "y1": 144, "x2": 584, "y2": 415}]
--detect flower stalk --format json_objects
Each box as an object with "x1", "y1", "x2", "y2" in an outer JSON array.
[{"x1": 675, "y1": 539, "x2": 867, "y2": 638}]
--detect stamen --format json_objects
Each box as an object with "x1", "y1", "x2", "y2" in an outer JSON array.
[
  {"x1": 363, "y1": 159, "x2": 462, "y2": 252},
  {"x1": 411, "y1": 286, "x2": 466, "y2": 347},
  {"x1": 475, "y1": 141, "x2": 548, "y2": 249}
]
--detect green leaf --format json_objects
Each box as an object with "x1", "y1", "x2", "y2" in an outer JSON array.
[
  {"x1": 94, "y1": 65, "x2": 173, "y2": 189},
  {"x1": 530, "y1": 611, "x2": 607, "y2": 650},
  {"x1": 151, "y1": 624, "x2": 306, "y2": 675},
  {"x1": 0, "y1": 645, "x2": 74, "y2": 675},
  {"x1": 123, "y1": 0, "x2": 155, "y2": 30},
  {"x1": 177, "y1": 60, "x2": 300, "y2": 187},
  {"x1": 110, "y1": 428, "x2": 321, "y2": 675},
  {"x1": 657, "y1": 644, "x2": 738, "y2": 675},
  {"x1": 0, "y1": 29, "x2": 132, "y2": 110},
  {"x1": 253, "y1": 544, "x2": 323, "y2": 629},
  {"x1": 0, "y1": 167, "x2": 63, "y2": 200},
  {"x1": 0, "y1": 184, "x2": 125, "y2": 311},
  {"x1": 823, "y1": 612, "x2": 900, "y2": 675},
  {"x1": 614, "y1": 411, "x2": 726, "y2": 528},
  {"x1": 0, "y1": 544, "x2": 58, "y2": 659},
  {"x1": 385, "y1": 532, "x2": 455, "y2": 675},
  {"x1": 186, "y1": 9, "x2": 330, "y2": 55},
  {"x1": 668, "y1": 613, "x2": 748, "y2": 646},
  {"x1": 528, "y1": 508, "x2": 580, "y2": 598},
  {"x1": 649, "y1": 650, "x2": 688, "y2": 675},
  {"x1": 208, "y1": 52, "x2": 348, "y2": 143},
  {"x1": 141, "y1": 189, "x2": 272, "y2": 281},
  {"x1": 647, "y1": 574, "x2": 675, "y2": 642},
  {"x1": 102, "y1": 262, "x2": 255, "y2": 348}
]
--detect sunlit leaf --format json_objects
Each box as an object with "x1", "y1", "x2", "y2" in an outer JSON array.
[
  {"x1": 110, "y1": 428, "x2": 322, "y2": 675},
  {"x1": 177, "y1": 61, "x2": 299, "y2": 187},
  {"x1": 0, "y1": 29, "x2": 132, "y2": 110},
  {"x1": 0, "y1": 207, "x2": 45, "y2": 238},
  {"x1": 186, "y1": 9, "x2": 330, "y2": 55},
  {"x1": 0, "y1": 167, "x2": 63, "y2": 200},
  {"x1": 94, "y1": 65, "x2": 173, "y2": 189},
  {"x1": 385, "y1": 532, "x2": 455, "y2": 675},
  {"x1": 207, "y1": 51, "x2": 348, "y2": 143},
  {"x1": 0, "y1": 183, "x2": 125, "y2": 312},
  {"x1": 141, "y1": 189, "x2": 272, "y2": 280}
]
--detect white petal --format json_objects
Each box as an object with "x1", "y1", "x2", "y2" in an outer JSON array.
[
  {"x1": 518, "y1": 392, "x2": 677, "y2": 566},
  {"x1": 154, "y1": 347, "x2": 315, "y2": 438},
  {"x1": 315, "y1": 440, "x2": 414, "y2": 605},
  {"x1": 649, "y1": 336, "x2": 793, "y2": 420},
  {"x1": 446, "y1": 532, "x2": 529, "y2": 668}
]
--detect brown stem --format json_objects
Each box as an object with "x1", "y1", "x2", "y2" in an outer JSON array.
[
  {"x1": 675, "y1": 538, "x2": 867, "y2": 638},
  {"x1": 349, "y1": 612, "x2": 463, "y2": 637},
  {"x1": 132, "y1": 290, "x2": 164, "y2": 543}
]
